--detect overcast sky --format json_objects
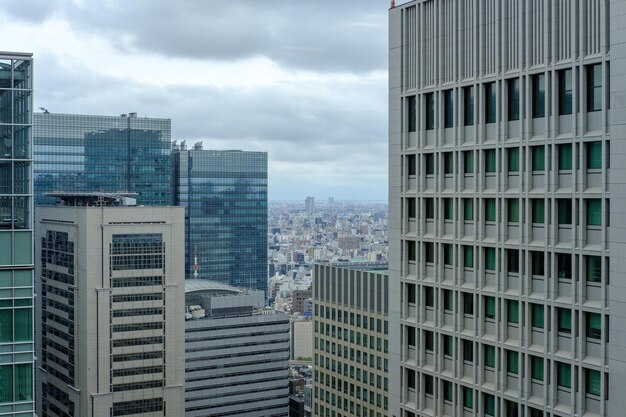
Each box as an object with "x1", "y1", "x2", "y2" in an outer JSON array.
[{"x1": 4, "y1": 0, "x2": 392, "y2": 201}]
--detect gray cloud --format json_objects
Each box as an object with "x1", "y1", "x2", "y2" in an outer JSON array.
[{"x1": 6, "y1": 0, "x2": 388, "y2": 73}]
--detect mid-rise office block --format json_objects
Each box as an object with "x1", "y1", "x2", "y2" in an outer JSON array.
[
  {"x1": 312, "y1": 263, "x2": 389, "y2": 417},
  {"x1": 173, "y1": 145, "x2": 268, "y2": 293},
  {"x1": 390, "y1": 1, "x2": 620, "y2": 416},
  {"x1": 184, "y1": 280, "x2": 289, "y2": 416},
  {"x1": 0, "y1": 51, "x2": 35, "y2": 417},
  {"x1": 35, "y1": 194, "x2": 185, "y2": 417},
  {"x1": 34, "y1": 112, "x2": 172, "y2": 206}
]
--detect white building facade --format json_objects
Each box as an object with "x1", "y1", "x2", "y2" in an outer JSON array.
[{"x1": 389, "y1": 1, "x2": 621, "y2": 416}]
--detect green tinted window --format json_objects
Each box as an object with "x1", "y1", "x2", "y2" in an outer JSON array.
[
  {"x1": 532, "y1": 199, "x2": 545, "y2": 224},
  {"x1": 559, "y1": 308, "x2": 572, "y2": 333},
  {"x1": 507, "y1": 351, "x2": 519, "y2": 374},
  {"x1": 587, "y1": 312, "x2": 602, "y2": 340},
  {"x1": 507, "y1": 300, "x2": 519, "y2": 324},
  {"x1": 464, "y1": 151, "x2": 474, "y2": 174},
  {"x1": 464, "y1": 199, "x2": 473, "y2": 221},
  {"x1": 507, "y1": 148, "x2": 519, "y2": 172},
  {"x1": 14, "y1": 231, "x2": 32, "y2": 265},
  {"x1": 587, "y1": 141, "x2": 602, "y2": 169},
  {"x1": 15, "y1": 363, "x2": 32, "y2": 401},
  {"x1": 587, "y1": 199, "x2": 602, "y2": 226},
  {"x1": 444, "y1": 198, "x2": 454, "y2": 220},
  {"x1": 485, "y1": 199, "x2": 496, "y2": 222},
  {"x1": 443, "y1": 380, "x2": 453, "y2": 402},
  {"x1": 463, "y1": 387, "x2": 473, "y2": 409},
  {"x1": 531, "y1": 356, "x2": 544, "y2": 381},
  {"x1": 443, "y1": 335, "x2": 453, "y2": 356},
  {"x1": 558, "y1": 199, "x2": 572, "y2": 225},
  {"x1": 0, "y1": 365, "x2": 13, "y2": 403},
  {"x1": 559, "y1": 143, "x2": 573, "y2": 170},
  {"x1": 485, "y1": 248, "x2": 496, "y2": 271},
  {"x1": 532, "y1": 304, "x2": 544, "y2": 329},
  {"x1": 484, "y1": 345, "x2": 496, "y2": 368},
  {"x1": 485, "y1": 149, "x2": 496, "y2": 173},
  {"x1": 0, "y1": 233, "x2": 11, "y2": 266},
  {"x1": 484, "y1": 394, "x2": 495, "y2": 416},
  {"x1": 0, "y1": 310, "x2": 12, "y2": 342},
  {"x1": 485, "y1": 297, "x2": 496, "y2": 319},
  {"x1": 13, "y1": 308, "x2": 31, "y2": 342},
  {"x1": 586, "y1": 369, "x2": 601, "y2": 396},
  {"x1": 444, "y1": 244, "x2": 453, "y2": 266},
  {"x1": 508, "y1": 199, "x2": 519, "y2": 223},
  {"x1": 586, "y1": 256, "x2": 602, "y2": 283},
  {"x1": 558, "y1": 363, "x2": 572, "y2": 388},
  {"x1": 532, "y1": 146, "x2": 545, "y2": 171},
  {"x1": 464, "y1": 246, "x2": 473, "y2": 268}
]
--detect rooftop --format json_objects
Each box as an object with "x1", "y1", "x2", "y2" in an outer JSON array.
[
  {"x1": 185, "y1": 279, "x2": 241, "y2": 295},
  {"x1": 45, "y1": 191, "x2": 138, "y2": 207}
]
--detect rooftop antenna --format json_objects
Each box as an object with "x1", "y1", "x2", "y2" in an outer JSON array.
[
  {"x1": 39, "y1": 107, "x2": 50, "y2": 114},
  {"x1": 391, "y1": 0, "x2": 395, "y2": 8}
]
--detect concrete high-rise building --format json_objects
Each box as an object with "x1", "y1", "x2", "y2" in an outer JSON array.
[
  {"x1": 35, "y1": 193, "x2": 185, "y2": 417},
  {"x1": 305, "y1": 196, "x2": 315, "y2": 212},
  {"x1": 312, "y1": 263, "x2": 389, "y2": 417},
  {"x1": 390, "y1": 1, "x2": 619, "y2": 416},
  {"x1": 183, "y1": 280, "x2": 289, "y2": 417},
  {"x1": 0, "y1": 52, "x2": 35, "y2": 417},
  {"x1": 33, "y1": 112, "x2": 172, "y2": 206},
  {"x1": 172, "y1": 145, "x2": 268, "y2": 294}
]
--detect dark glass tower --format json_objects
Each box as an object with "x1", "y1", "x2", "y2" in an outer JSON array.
[
  {"x1": 0, "y1": 52, "x2": 35, "y2": 417},
  {"x1": 33, "y1": 113, "x2": 171, "y2": 206},
  {"x1": 173, "y1": 146, "x2": 268, "y2": 295}
]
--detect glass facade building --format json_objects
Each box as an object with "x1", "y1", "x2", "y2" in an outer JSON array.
[
  {"x1": 0, "y1": 52, "x2": 35, "y2": 417},
  {"x1": 173, "y1": 148, "x2": 268, "y2": 295},
  {"x1": 33, "y1": 113, "x2": 172, "y2": 206}
]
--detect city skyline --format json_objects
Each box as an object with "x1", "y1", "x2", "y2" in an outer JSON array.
[{"x1": 1, "y1": 1, "x2": 393, "y2": 201}]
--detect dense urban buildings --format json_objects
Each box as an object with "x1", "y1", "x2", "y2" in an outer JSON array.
[
  {"x1": 389, "y1": 1, "x2": 616, "y2": 416},
  {"x1": 173, "y1": 143, "x2": 268, "y2": 292},
  {"x1": 312, "y1": 263, "x2": 389, "y2": 417},
  {"x1": 184, "y1": 280, "x2": 289, "y2": 417},
  {"x1": 33, "y1": 112, "x2": 172, "y2": 206},
  {"x1": 0, "y1": 51, "x2": 35, "y2": 417},
  {"x1": 35, "y1": 193, "x2": 185, "y2": 417}
]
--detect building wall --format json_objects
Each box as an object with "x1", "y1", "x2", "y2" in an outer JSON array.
[
  {"x1": 173, "y1": 149, "x2": 268, "y2": 293},
  {"x1": 390, "y1": 1, "x2": 613, "y2": 416},
  {"x1": 35, "y1": 206, "x2": 185, "y2": 417},
  {"x1": 0, "y1": 52, "x2": 35, "y2": 417},
  {"x1": 312, "y1": 264, "x2": 389, "y2": 417},
  {"x1": 33, "y1": 113, "x2": 172, "y2": 206},
  {"x1": 184, "y1": 311, "x2": 290, "y2": 417},
  {"x1": 291, "y1": 319, "x2": 313, "y2": 360}
]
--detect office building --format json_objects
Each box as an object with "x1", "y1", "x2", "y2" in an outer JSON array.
[
  {"x1": 389, "y1": 1, "x2": 617, "y2": 416},
  {"x1": 0, "y1": 52, "x2": 34, "y2": 417},
  {"x1": 291, "y1": 317, "x2": 313, "y2": 361},
  {"x1": 338, "y1": 235, "x2": 361, "y2": 251},
  {"x1": 33, "y1": 112, "x2": 172, "y2": 206},
  {"x1": 35, "y1": 193, "x2": 185, "y2": 417},
  {"x1": 172, "y1": 144, "x2": 268, "y2": 293},
  {"x1": 305, "y1": 196, "x2": 314, "y2": 212},
  {"x1": 184, "y1": 280, "x2": 289, "y2": 417},
  {"x1": 292, "y1": 287, "x2": 312, "y2": 314},
  {"x1": 312, "y1": 263, "x2": 389, "y2": 417}
]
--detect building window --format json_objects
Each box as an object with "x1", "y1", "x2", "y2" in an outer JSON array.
[
  {"x1": 425, "y1": 92, "x2": 435, "y2": 130},
  {"x1": 507, "y1": 351, "x2": 519, "y2": 375},
  {"x1": 443, "y1": 244, "x2": 453, "y2": 266},
  {"x1": 558, "y1": 363, "x2": 572, "y2": 389},
  {"x1": 532, "y1": 199, "x2": 545, "y2": 224},
  {"x1": 407, "y1": 96, "x2": 416, "y2": 132},
  {"x1": 532, "y1": 73, "x2": 545, "y2": 118},
  {"x1": 407, "y1": 283, "x2": 416, "y2": 304},
  {"x1": 464, "y1": 151, "x2": 473, "y2": 174},
  {"x1": 424, "y1": 375, "x2": 434, "y2": 396},
  {"x1": 444, "y1": 198, "x2": 454, "y2": 221},
  {"x1": 407, "y1": 240, "x2": 416, "y2": 262},
  {"x1": 463, "y1": 387, "x2": 473, "y2": 410},
  {"x1": 508, "y1": 199, "x2": 519, "y2": 223},
  {"x1": 407, "y1": 155, "x2": 416, "y2": 176},
  {"x1": 507, "y1": 249, "x2": 519, "y2": 274},
  {"x1": 532, "y1": 146, "x2": 545, "y2": 171},
  {"x1": 443, "y1": 335, "x2": 453, "y2": 357},
  {"x1": 531, "y1": 251, "x2": 544, "y2": 276},
  {"x1": 485, "y1": 82, "x2": 496, "y2": 123},
  {"x1": 586, "y1": 369, "x2": 602, "y2": 396},
  {"x1": 558, "y1": 308, "x2": 572, "y2": 334},
  {"x1": 485, "y1": 199, "x2": 496, "y2": 222},
  {"x1": 507, "y1": 147, "x2": 520, "y2": 172},
  {"x1": 425, "y1": 198, "x2": 434, "y2": 219},
  {"x1": 425, "y1": 153, "x2": 435, "y2": 176},
  {"x1": 531, "y1": 356, "x2": 544, "y2": 381},
  {"x1": 557, "y1": 253, "x2": 572, "y2": 279},
  {"x1": 586, "y1": 255, "x2": 602, "y2": 283},
  {"x1": 464, "y1": 86, "x2": 474, "y2": 126},
  {"x1": 508, "y1": 78, "x2": 520, "y2": 121},
  {"x1": 424, "y1": 242, "x2": 434, "y2": 263},
  {"x1": 485, "y1": 149, "x2": 496, "y2": 173},
  {"x1": 558, "y1": 143, "x2": 573, "y2": 170},
  {"x1": 507, "y1": 300, "x2": 519, "y2": 325},
  {"x1": 587, "y1": 64, "x2": 602, "y2": 112},
  {"x1": 485, "y1": 296, "x2": 496, "y2": 320},
  {"x1": 587, "y1": 199, "x2": 602, "y2": 226},
  {"x1": 424, "y1": 286, "x2": 434, "y2": 307},
  {"x1": 444, "y1": 90, "x2": 454, "y2": 128},
  {"x1": 484, "y1": 345, "x2": 496, "y2": 368},
  {"x1": 443, "y1": 381, "x2": 453, "y2": 402},
  {"x1": 531, "y1": 304, "x2": 544, "y2": 329},
  {"x1": 586, "y1": 312, "x2": 602, "y2": 340},
  {"x1": 407, "y1": 326, "x2": 416, "y2": 347},
  {"x1": 424, "y1": 331, "x2": 434, "y2": 352},
  {"x1": 463, "y1": 199, "x2": 473, "y2": 221},
  {"x1": 559, "y1": 69, "x2": 573, "y2": 115},
  {"x1": 444, "y1": 152, "x2": 454, "y2": 174},
  {"x1": 408, "y1": 198, "x2": 416, "y2": 219},
  {"x1": 463, "y1": 293, "x2": 474, "y2": 315},
  {"x1": 463, "y1": 340, "x2": 473, "y2": 362},
  {"x1": 558, "y1": 199, "x2": 572, "y2": 225},
  {"x1": 484, "y1": 393, "x2": 495, "y2": 416},
  {"x1": 463, "y1": 246, "x2": 474, "y2": 268},
  {"x1": 587, "y1": 141, "x2": 602, "y2": 169},
  {"x1": 443, "y1": 289, "x2": 453, "y2": 311},
  {"x1": 485, "y1": 247, "x2": 496, "y2": 271}
]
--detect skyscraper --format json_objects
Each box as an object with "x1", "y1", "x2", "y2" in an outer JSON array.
[
  {"x1": 0, "y1": 52, "x2": 35, "y2": 417},
  {"x1": 33, "y1": 112, "x2": 172, "y2": 206},
  {"x1": 390, "y1": 1, "x2": 617, "y2": 416},
  {"x1": 305, "y1": 196, "x2": 315, "y2": 213},
  {"x1": 172, "y1": 145, "x2": 268, "y2": 294},
  {"x1": 35, "y1": 193, "x2": 185, "y2": 417}
]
